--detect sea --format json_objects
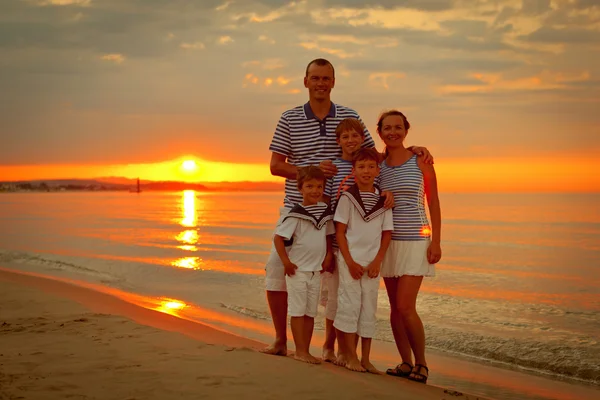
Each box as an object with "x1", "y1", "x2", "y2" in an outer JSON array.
[{"x1": 0, "y1": 191, "x2": 599, "y2": 400}]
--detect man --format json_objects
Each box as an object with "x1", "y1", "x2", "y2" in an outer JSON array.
[{"x1": 263, "y1": 58, "x2": 430, "y2": 357}]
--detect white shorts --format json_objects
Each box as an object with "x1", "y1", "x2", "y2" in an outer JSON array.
[
  {"x1": 319, "y1": 250, "x2": 340, "y2": 321},
  {"x1": 381, "y1": 239, "x2": 435, "y2": 278},
  {"x1": 265, "y1": 207, "x2": 292, "y2": 292},
  {"x1": 286, "y1": 271, "x2": 321, "y2": 318},
  {"x1": 333, "y1": 256, "x2": 380, "y2": 338}
]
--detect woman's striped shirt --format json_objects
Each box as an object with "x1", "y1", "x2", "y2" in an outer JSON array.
[{"x1": 379, "y1": 155, "x2": 430, "y2": 241}]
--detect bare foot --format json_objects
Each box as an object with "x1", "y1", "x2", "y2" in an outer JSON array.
[
  {"x1": 334, "y1": 353, "x2": 348, "y2": 367},
  {"x1": 293, "y1": 352, "x2": 322, "y2": 364},
  {"x1": 362, "y1": 361, "x2": 382, "y2": 374},
  {"x1": 259, "y1": 343, "x2": 287, "y2": 356},
  {"x1": 346, "y1": 358, "x2": 367, "y2": 372},
  {"x1": 322, "y1": 348, "x2": 336, "y2": 363}
]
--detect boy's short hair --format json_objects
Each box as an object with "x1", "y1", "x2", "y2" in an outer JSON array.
[
  {"x1": 335, "y1": 118, "x2": 365, "y2": 140},
  {"x1": 297, "y1": 166, "x2": 326, "y2": 191},
  {"x1": 352, "y1": 148, "x2": 380, "y2": 166}
]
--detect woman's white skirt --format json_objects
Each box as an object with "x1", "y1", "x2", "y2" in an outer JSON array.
[{"x1": 381, "y1": 239, "x2": 436, "y2": 278}]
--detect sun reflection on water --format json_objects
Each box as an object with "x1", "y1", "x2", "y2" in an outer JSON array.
[
  {"x1": 171, "y1": 256, "x2": 203, "y2": 269},
  {"x1": 154, "y1": 298, "x2": 188, "y2": 316},
  {"x1": 180, "y1": 190, "x2": 197, "y2": 227}
]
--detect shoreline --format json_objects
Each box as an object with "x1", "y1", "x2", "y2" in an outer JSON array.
[{"x1": 0, "y1": 268, "x2": 477, "y2": 400}]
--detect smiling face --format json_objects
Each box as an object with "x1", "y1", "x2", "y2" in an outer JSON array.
[
  {"x1": 353, "y1": 159, "x2": 380, "y2": 188},
  {"x1": 378, "y1": 114, "x2": 408, "y2": 149},
  {"x1": 304, "y1": 63, "x2": 335, "y2": 102},
  {"x1": 299, "y1": 178, "x2": 325, "y2": 206},
  {"x1": 337, "y1": 129, "x2": 364, "y2": 158}
]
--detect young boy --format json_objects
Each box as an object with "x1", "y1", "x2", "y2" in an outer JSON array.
[
  {"x1": 273, "y1": 166, "x2": 335, "y2": 364},
  {"x1": 333, "y1": 148, "x2": 393, "y2": 373},
  {"x1": 320, "y1": 117, "x2": 366, "y2": 363},
  {"x1": 320, "y1": 118, "x2": 394, "y2": 365}
]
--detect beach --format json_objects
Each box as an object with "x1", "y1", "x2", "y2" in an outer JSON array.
[{"x1": 0, "y1": 269, "x2": 467, "y2": 400}]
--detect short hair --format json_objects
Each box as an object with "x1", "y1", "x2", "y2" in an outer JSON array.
[
  {"x1": 305, "y1": 58, "x2": 335, "y2": 79},
  {"x1": 352, "y1": 148, "x2": 380, "y2": 166},
  {"x1": 376, "y1": 110, "x2": 411, "y2": 134},
  {"x1": 296, "y1": 166, "x2": 326, "y2": 191},
  {"x1": 335, "y1": 118, "x2": 365, "y2": 140}
]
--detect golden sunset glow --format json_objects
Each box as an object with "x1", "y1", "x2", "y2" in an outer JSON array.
[
  {"x1": 155, "y1": 298, "x2": 187, "y2": 316},
  {"x1": 181, "y1": 159, "x2": 198, "y2": 172}
]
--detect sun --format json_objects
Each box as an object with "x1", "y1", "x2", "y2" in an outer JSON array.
[{"x1": 181, "y1": 160, "x2": 198, "y2": 172}]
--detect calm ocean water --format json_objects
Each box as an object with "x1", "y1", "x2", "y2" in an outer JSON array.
[{"x1": 0, "y1": 191, "x2": 599, "y2": 398}]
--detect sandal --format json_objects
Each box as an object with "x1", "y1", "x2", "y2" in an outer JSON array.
[
  {"x1": 386, "y1": 362, "x2": 413, "y2": 377},
  {"x1": 407, "y1": 364, "x2": 429, "y2": 384}
]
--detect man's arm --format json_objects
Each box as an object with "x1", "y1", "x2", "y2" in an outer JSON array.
[{"x1": 270, "y1": 153, "x2": 298, "y2": 180}]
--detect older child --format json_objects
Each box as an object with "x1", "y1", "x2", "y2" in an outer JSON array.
[
  {"x1": 334, "y1": 148, "x2": 394, "y2": 373},
  {"x1": 274, "y1": 166, "x2": 335, "y2": 364},
  {"x1": 377, "y1": 110, "x2": 442, "y2": 384}
]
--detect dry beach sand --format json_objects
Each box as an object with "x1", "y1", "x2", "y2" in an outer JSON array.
[{"x1": 0, "y1": 269, "x2": 485, "y2": 400}]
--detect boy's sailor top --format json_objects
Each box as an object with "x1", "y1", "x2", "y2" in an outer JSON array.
[
  {"x1": 334, "y1": 185, "x2": 394, "y2": 266},
  {"x1": 338, "y1": 184, "x2": 387, "y2": 222},
  {"x1": 275, "y1": 202, "x2": 335, "y2": 272}
]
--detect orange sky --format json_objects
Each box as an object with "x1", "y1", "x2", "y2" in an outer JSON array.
[{"x1": 1, "y1": 156, "x2": 598, "y2": 193}]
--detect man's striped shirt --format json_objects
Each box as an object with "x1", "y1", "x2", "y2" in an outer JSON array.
[{"x1": 269, "y1": 102, "x2": 375, "y2": 208}]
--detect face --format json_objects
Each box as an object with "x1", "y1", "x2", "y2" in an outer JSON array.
[
  {"x1": 353, "y1": 159, "x2": 380, "y2": 187},
  {"x1": 337, "y1": 129, "x2": 364, "y2": 156},
  {"x1": 304, "y1": 63, "x2": 335, "y2": 101},
  {"x1": 378, "y1": 115, "x2": 407, "y2": 148},
  {"x1": 299, "y1": 178, "x2": 324, "y2": 205}
]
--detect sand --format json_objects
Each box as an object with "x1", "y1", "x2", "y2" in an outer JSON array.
[{"x1": 0, "y1": 269, "x2": 482, "y2": 400}]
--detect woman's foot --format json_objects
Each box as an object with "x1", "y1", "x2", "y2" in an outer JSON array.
[
  {"x1": 386, "y1": 361, "x2": 413, "y2": 377},
  {"x1": 408, "y1": 364, "x2": 429, "y2": 384}
]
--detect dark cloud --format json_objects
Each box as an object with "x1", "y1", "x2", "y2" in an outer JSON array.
[
  {"x1": 521, "y1": 0, "x2": 551, "y2": 16},
  {"x1": 519, "y1": 26, "x2": 600, "y2": 44},
  {"x1": 320, "y1": 0, "x2": 456, "y2": 11}
]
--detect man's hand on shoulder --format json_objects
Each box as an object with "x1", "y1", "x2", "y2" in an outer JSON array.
[
  {"x1": 319, "y1": 160, "x2": 338, "y2": 178},
  {"x1": 409, "y1": 146, "x2": 434, "y2": 164}
]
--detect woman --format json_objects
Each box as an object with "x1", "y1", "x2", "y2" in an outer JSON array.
[{"x1": 377, "y1": 110, "x2": 442, "y2": 384}]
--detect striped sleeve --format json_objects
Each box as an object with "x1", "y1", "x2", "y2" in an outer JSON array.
[
  {"x1": 355, "y1": 114, "x2": 375, "y2": 149},
  {"x1": 269, "y1": 113, "x2": 292, "y2": 157},
  {"x1": 324, "y1": 176, "x2": 334, "y2": 198}
]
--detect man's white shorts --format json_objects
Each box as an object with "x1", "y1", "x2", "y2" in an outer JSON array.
[
  {"x1": 320, "y1": 250, "x2": 340, "y2": 321},
  {"x1": 286, "y1": 271, "x2": 321, "y2": 318},
  {"x1": 333, "y1": 256, "x2": 380, "y2": 338},
  {"x1": 265, "y1": 207, "x2": 291, "y2": 292}
]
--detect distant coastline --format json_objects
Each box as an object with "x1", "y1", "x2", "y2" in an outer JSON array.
[{"x1": 0, "y1": 178, "x2": 284, "y2": 193}]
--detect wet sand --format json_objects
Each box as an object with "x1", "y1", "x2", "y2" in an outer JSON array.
[{"x1": 0, "y1": 268, "x2": 478, "y2": 400}]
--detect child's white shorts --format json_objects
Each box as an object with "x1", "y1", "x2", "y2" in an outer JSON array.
[
  {"x1": 264, "y1": 207, "x2": 291, "y2": 292},
  {"x1": 319, "y1": 251, "x2": 340, "y2": 321},
  {"x1": 334, "y1": 256, "x2": 380, "y2": 338},
  {"x1": 286, "y1": 271, "x2": 321, "y2": 318}
]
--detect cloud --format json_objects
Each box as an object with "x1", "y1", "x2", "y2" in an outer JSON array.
[
  {"x1": 180, "y1": 42, "x2": 205, "y2": 50},
  {"x1": 320, "y1": 0, "x2": 455, "y2": 11},
  {"x1": 438, "y1": 70, "x2": 591, "y2": 94},
  {"x1": 368, "y1": 72, "x2": 406, "y2": 90},
  {"x1": 520, "y1": 0, "x2": 551, "y2": 16},
  {"x1": 217, "y1": 35, "x2": 234, "y2": 45},
  {"x1": 519, "y1": 26, "x2": 600, "y2": 44},
  {"x1": 100, "y1": 53, "x2": 125, "y2": 64},
  {"x1": 31, "y1": 0, "x2": 91, "y2": 6}
]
